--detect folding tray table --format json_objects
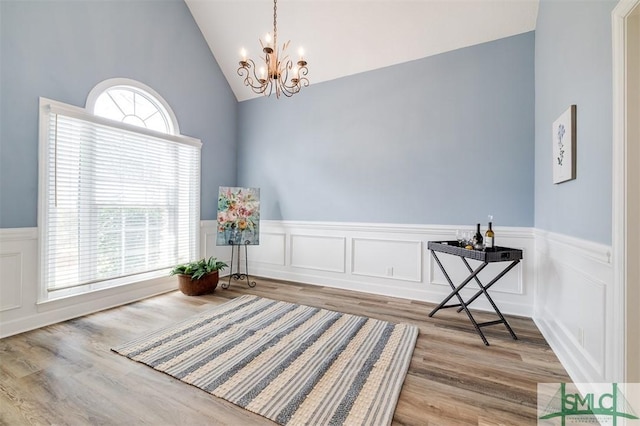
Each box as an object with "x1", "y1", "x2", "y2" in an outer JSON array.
[{"x1": 427, "y1": 241, "x2": 523, "y2": 346}]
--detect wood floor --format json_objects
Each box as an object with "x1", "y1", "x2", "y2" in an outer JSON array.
[{"x1": 0, "y1": 277, "x2": 570, "y2": 425}]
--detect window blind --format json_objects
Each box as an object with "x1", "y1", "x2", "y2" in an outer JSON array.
[{"x1": 42, "y1": 106, "x2": 200, "y2": 292}]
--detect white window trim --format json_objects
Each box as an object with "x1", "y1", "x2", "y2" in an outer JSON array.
[
  {"x1": 43, "y1": 100, "x2": 200, "y2": 148},
  {"x1": 37, "y1": 96, "x2": 201, "y2": 303}
]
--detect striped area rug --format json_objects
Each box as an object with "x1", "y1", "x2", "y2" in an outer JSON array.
[{"x1": 113, "y1": 295, "x2": 419, "y2": 425}]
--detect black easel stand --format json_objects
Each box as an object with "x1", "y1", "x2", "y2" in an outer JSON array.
[{"x1": 222, "y1": 241, "x2": 256, "y2": 289}]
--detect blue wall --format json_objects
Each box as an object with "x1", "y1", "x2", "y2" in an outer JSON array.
[
  {"x1": 0, "y1": 0, "x2": 237, "y2": 228},
  {"x1": 2, "y1": 0, "x2": 615, "y2": 244},
  {"x1": 237, "y1": 32, "x2": 535, "y2": 227},
  {"x1": 534, "y1": 0, "x2": 617, "y2": 245}
]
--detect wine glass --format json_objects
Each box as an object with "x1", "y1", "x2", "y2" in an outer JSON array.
[
  {"x1": 463, "y1": 230, "x2": 473, "y2": 247},
  {"x1": 456, "y1": 229, "x2": 464, "y2": 246}
]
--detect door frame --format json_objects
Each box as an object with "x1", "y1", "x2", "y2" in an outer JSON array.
[{"x1": 612, "y1": 0, "x2": 640, "y2": 383}]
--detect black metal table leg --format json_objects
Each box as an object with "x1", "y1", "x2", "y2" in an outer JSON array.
[
  {"x1": 457, "y1": 258, "x2": 520, "y2": 340},
  {"x1": 428, "y1": 250, "x2": 491, "y2": 345},
  {"x1": 428, "y1": 251, "x2": 488, "y2": 315}
]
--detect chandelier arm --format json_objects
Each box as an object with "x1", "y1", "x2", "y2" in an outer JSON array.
[
  {"x1": 279, "y1": 69, "x2": 300, "y2": 94},
  {"x1": 279, "y1": 77, "x2": 301, "y2": 96},
  {"x1": 277, "y1": 59, "x2": 307, "y2": 94},
  {"x1": 297, "y1": 65, "x2": 309, "y2": 78},
  {"x1": 277, "y1": 82, "x2": 293, "y2": 97},
  {"x1": 237, "y1": 61, "x2": 257, "y2": 89},
  {"x1": 237, "y1": 59, "x2": 270, "y2": 95},
  {"x1": 279, "y1": 61, "x2": 290, "y2": 84}
]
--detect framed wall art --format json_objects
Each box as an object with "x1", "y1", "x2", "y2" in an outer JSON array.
[
  {"x1": 216, "y1": 187, "x2": 260, "y2": 246},
  {"x1": 552, "y1": 105, "x2": 577, "y2": 184}
]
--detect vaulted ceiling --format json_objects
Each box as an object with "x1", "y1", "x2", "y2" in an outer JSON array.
[{"x1": 185, "y1": 1, "x2": 539, "y2": 102}]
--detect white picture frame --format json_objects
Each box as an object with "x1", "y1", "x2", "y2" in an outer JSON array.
[{"x1": 552, "y1": 105, "x2": 577, "y2": 184}]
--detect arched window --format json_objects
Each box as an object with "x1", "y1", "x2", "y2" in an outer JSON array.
[
  {"x1": 86, "y1": 78, "x2": 179, "y2": 134},
  {"x1": 39, "y1": 79, "x2": 200, "y2": 300}
]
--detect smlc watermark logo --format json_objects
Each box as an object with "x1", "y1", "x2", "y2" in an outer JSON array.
[{"x1": 538, "y1": 383, "x2": 640, "y2": 425}]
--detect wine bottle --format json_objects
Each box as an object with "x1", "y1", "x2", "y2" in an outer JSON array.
[
  {"x1": 485, "y1": 222, "x2": 495, "y2": 250},
  {"x1": 473, "y1": 223, "x2": 483, "y2": 249}
]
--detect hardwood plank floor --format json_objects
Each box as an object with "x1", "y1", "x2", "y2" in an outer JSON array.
[{"x1": 0, "y1": 277, "x2": 570, "y2": 425}]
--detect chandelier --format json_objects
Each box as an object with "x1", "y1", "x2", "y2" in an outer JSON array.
[{"x1": 237, "y1": 0, "x2": 309, "y2": 98}]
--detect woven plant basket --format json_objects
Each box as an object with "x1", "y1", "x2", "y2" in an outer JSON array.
[{"x1": 177, "y1": 271, "x2": 219, "y2": 296}]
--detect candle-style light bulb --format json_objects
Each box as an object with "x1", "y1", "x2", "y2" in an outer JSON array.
[
  {"x1": 259, "y1": 66, "x2": 266, "y2": 80},
  {"x1": 240, "y1": 48, "x2": 247, "y2": 61},
  {"x1": 262, "y1": 33, "x2": 274, "y2": 54},
  {"x1": 297, "y1": 47, "x2": 307, "y2": 66}
]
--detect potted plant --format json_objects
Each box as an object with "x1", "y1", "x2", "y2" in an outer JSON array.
[{"x1": 170, "y1": 257, "x2": 228, "y2": 296}]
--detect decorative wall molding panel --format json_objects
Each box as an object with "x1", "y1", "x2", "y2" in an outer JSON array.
[
  {"x1": 290, "y1": 234, "x2": 346, "y2": 273},
  {"x1": 0, "y1": 222, "x2": 614, "y2": 388},
  {"x1": 0, "y1": 228, "x2": 177, "y2": 338},
  {"x1": 250, "y1": 232, "x2": 286, "y2": 266},
  {"x1": 0, "y1": 228, "x2": 36, "y2": 320},
  {"x1": 351, "y1": 237, "x2": 422, "y2": 282},
  {"x1": 201, "y1": 220, "x2": 535, "y2": 316},
  {"x1": 0, "y1": 252, "x2": 23, "y2": 312},
  {"x1": 533, "y1": 229, "x2": 614, "y2": 383}
]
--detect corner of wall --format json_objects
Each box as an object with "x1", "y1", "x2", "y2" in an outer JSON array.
[{"x1": 532, "y1": 229, "x2": 616, "y2": 383}]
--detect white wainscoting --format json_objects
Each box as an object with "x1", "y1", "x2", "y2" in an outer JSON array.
[
  {"x1": 533, "y1": 229, "x2": 615, "y2": 383},
  {"x1": 1, "y1": 222, "x2": 616, "y2": 386},
  {"x1": 290, "y1": 234, "x2": 346, "y2": 273},
  {"x1": 0, "y1": 228, "x2": 35, "y2": 315},
  {"x1": 0, "y1": 228, "x2": 177, "y2": 339},
  {"x1": 200, "y1": 220, "x2": 535, "y2": 316}
]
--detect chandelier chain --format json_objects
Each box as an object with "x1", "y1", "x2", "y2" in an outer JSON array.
[{"x1": 273, "y1": 0, "x2": 278, "y2": 41}]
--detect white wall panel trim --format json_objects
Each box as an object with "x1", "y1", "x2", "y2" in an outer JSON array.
[
  {"x1": 7, "y1": 219, "x2": 615, "y2": 391},
  {"x1": 261, "y1": 220, "x2": 532, "y2": 237},
  {"x1": 250, "y1": 232, "x2": 286, "y2": 266},
  {"x1": 351, "y1": 237, "x2": 422, "y2": 282},
  {"x1": 533, "y1": 229, "x2": 614, "y2": 384},
  {"x1": 534, "y1": 317, "x2": 602, "y2": 384},
  {"x1": 199, "y1": 220, "x2": 536, "y2": 317},
  {"x1": 0, "y1": 226, "x2": 178, "y2": 338},
  {"x1": 0, "y1": 252, "x2": 23, "y2": 312},
  {"x1": 290, "y1": 234, "x2": 346, "y2": 273},
  {"x1": 534, "y1": 228, "x2": 612, "y2": 265},
  {"x1": 0, "y1": 227, "x2": 38, "y2": 241}
]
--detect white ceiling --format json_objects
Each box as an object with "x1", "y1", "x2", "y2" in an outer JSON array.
[{"x1": 185, "y1": 0, "x2": 539, "y2": 102}]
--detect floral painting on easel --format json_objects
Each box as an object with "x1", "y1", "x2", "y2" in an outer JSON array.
[
  {"x1": 216, "y1": 187, "x2": 260, "y2": 246},
  {"x1": 552, "y1": 105, "x2": 577, "y2": 184}
]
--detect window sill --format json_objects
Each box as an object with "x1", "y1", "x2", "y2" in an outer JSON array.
[{"x1": 36, "y1": 272, "x2": 176, "y2": 314}]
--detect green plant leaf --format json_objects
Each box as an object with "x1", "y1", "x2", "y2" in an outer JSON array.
[{"x1": 170, "y1": 256, "x2": 227, "y2": 279}]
